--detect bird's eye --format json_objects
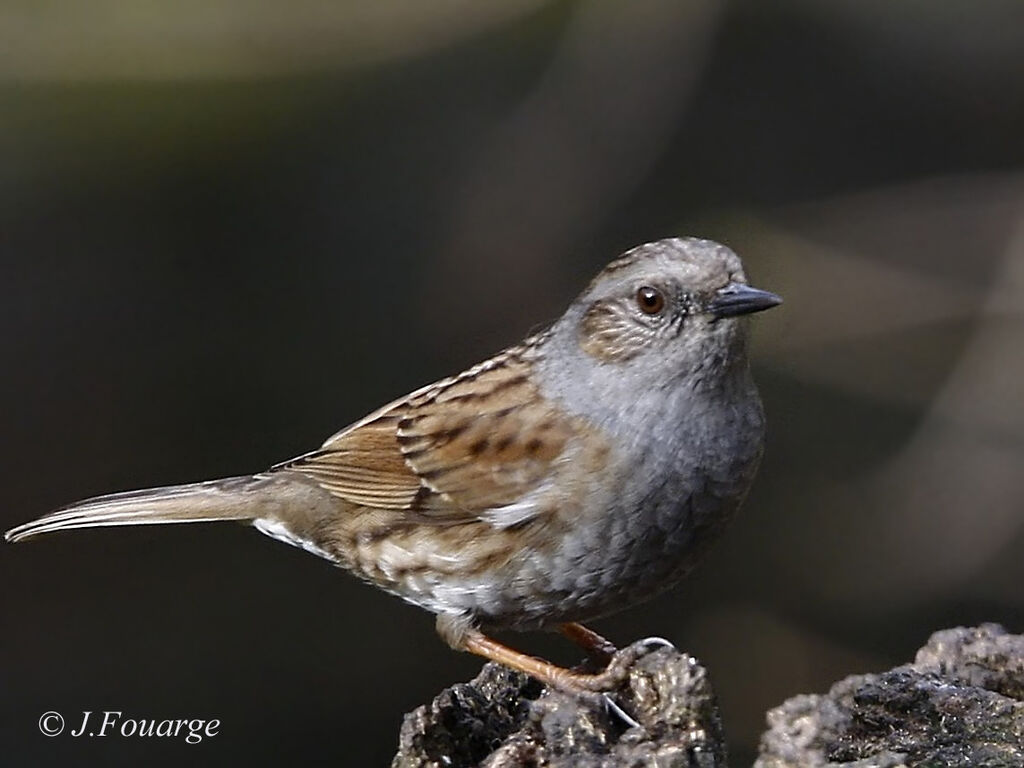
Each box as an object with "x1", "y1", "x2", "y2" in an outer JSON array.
[{"x1": 636, "y1": 286, "x2": 665, "y2": 315}]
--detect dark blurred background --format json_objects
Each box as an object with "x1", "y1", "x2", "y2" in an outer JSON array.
[{"x1": 2, "y1": 1, "x2": 1023, "y2": 765}]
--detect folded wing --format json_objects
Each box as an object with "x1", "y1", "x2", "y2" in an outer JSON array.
[{"x1": 278, "y1": 346, "x2": 575, "y2": 526}]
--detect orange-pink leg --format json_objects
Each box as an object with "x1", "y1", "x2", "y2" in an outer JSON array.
[
  {"x1": 559, "y1": 622, "x2": 617, "y2": 663},
  {"x1": 460, "y1": 630, "x2": 633, "y2": 692}
]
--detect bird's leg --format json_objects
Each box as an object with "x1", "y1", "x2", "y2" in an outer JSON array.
[
  {"x1": 436, "y1": 613, "x2": 632, "y2": 693},
  {"x1": 462, "y1": 630, "x2": 637, "y2": 692},
  {"x1": 559, "y1": 622, "x2": 617, "y2": 664}
]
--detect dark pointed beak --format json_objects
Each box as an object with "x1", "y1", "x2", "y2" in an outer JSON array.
[{"x1": 709, "y1": 282, "x2": 782, "y2": 319}]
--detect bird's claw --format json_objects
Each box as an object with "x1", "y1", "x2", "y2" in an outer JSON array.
[
  {"x1": 601, "y1": 693, "x2": 641, "y2": 729},
  {"x1": 635, "y1": 636, "x2": 675, "y2": 652}
]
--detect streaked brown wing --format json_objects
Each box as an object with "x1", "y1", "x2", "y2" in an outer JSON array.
[
  {"x1": 283, "y1": 414, "x2": 422, "y2": 510},
  {"x1": 277, "y1": 346, "x2": 574, "y2": 524}
]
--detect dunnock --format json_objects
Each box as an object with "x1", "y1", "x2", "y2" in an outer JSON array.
[{"x1": 6, "y1": 237, "x2": 780, "y2": 693}]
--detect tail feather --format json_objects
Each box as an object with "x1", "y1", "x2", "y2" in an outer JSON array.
[{"x1": 5, "y1": 476, "x2": 260, "y2": 544}]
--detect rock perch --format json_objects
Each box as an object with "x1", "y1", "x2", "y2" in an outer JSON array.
[
  {"x1": 757, "y1": 623, "x2": 1024, "y2": 767},
  {"x1": 392, "y1": 625, "x2": 1024, "y2": 767},
  {"x1": 392, "y1": 640, "x2": 727, "y2": 767}
]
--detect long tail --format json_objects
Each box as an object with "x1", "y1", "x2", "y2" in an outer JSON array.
[{"x1": 4, "y1": 474, "x2": 330, "y2": 545}]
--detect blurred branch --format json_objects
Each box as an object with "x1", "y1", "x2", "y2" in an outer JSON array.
[
  {"x1": 0, "y1": 0, "x2": 550, "y2": 80},
  {"x1": 744, "y1": 172, "x2": 1024, "y2": 409},
  {"x1": 424, "y1": 0, "x2": 723, "y2": 341}
]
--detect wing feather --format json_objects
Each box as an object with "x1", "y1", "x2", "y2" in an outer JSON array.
[{"x1": 276, "y1": 345, "x2": 575, "y2": 525}]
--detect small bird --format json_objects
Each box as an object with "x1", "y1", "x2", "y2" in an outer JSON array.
[{"x1": 6, "y1": 237, "x2": 780, "y2": 693}]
